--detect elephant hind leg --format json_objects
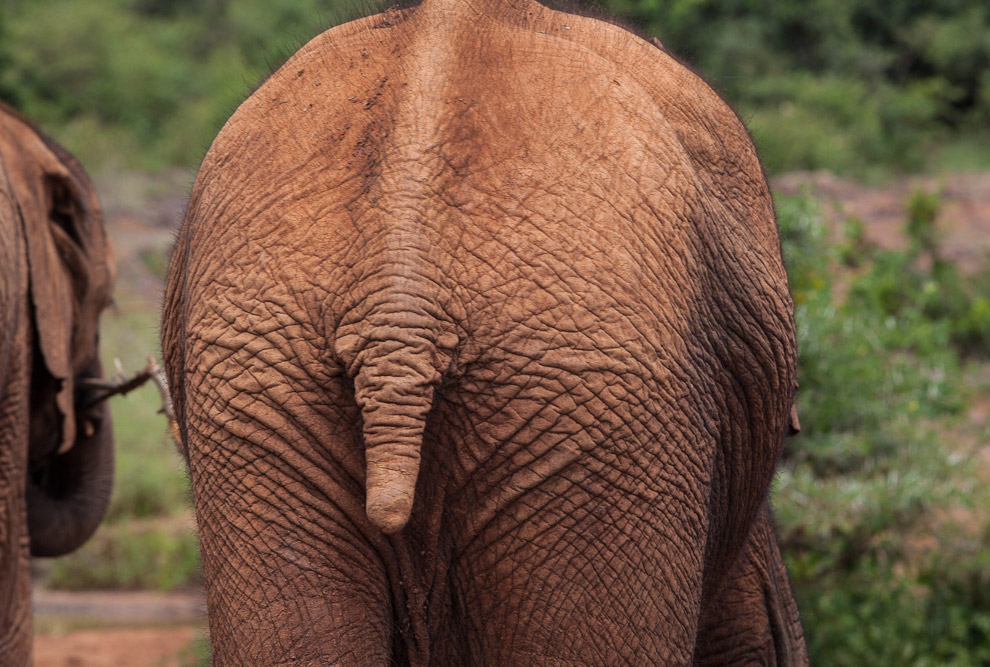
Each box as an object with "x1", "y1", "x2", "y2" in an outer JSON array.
[
  {"x1": 694, "y1": 505, "x2": 808, "y2": 666},
  {"x1": 187, "y1": 436, "x2": 402, "y2": 665}
]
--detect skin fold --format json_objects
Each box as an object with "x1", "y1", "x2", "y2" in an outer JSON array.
[
  {"x1": 0, "y1": 103, "x2": 116, "y2": 664},
  {"x1": 163, "y1": 0, "x2": 808, "y2": 663}
]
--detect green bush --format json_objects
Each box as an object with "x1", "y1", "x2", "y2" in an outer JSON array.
[
  {"x1": 45, "y1": 523, "x2": 201, "y2": 591},
  {"x1": 774, "y1": 193, "x2": 990, "y2": 665},
  {"x1": 0, "y1": 0, "x2": 374, "y2": 170},
  {"x1": 841, "y1": 189, "x2": 990, "y2": 358},
  {"x1": 2, "y1": 0, "x2": 989, "y2": 174},
  {"x1": 778, "y1": 192, "x2": 964, "y2": 443},
  {"x1": 795, "y1": 564, "x2": 990, "y2": 666},
  {"x1": 598, "y1": 0, "x2": 990, "y2": 174}
]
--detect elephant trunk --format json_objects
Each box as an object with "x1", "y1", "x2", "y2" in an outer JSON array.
[
  {"x1": 27, "y1": 357, "x2": 114, "y2": 557},
  {"x1": 339, "y1": 331, "x2": 441, "y2": 534}
]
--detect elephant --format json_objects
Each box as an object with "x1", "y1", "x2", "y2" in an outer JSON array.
[
  {"x1": 0, "y1": 102, "x2": 115, "y2": 663},
  {"x1": 162, "y1": 0, "x2": 807, "y2": 663}
]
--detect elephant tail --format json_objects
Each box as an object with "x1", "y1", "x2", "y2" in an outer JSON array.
[{"x1": 334, "y1": 330, "x2": 446, "y2": 534}]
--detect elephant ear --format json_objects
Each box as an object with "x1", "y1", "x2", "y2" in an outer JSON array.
[{"x1": 0, "y1": 107, "x2": 113, "y2": 454}]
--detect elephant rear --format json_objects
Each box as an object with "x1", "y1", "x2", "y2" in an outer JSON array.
[{"x1": 163, "y1": 0, "x2": 806, "y2": 663}]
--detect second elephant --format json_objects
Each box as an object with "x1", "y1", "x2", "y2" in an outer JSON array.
[{"x1": 0, "y1": 102, "x2": 116, "y2": 663}]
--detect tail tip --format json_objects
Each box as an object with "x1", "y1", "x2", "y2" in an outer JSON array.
[{"x1": 366, "y1": 487, "x2": 414, "y2": 534}]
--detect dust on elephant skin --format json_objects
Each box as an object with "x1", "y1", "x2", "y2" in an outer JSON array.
[{"x1": 162, "y1": 0, "x2": 808, "y2": 663}]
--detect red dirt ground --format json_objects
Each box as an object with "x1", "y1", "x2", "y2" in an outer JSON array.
[
  {"x1": 33, "y1": 627, "x2": 198, "y2": 667},
  {"x1": 773, "y1": 171, "x2": 990, "y2": 271},
  {"x1": 32, "y1": 589, "x2": 205, "y2": 666}
]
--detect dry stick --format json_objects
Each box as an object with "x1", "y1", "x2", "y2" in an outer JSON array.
[
  {"x1": 80, "y1": 358, "x2": 155, "y2": 407},
  {"x1": 80, "y1": 355, "x2": 181, "y2": 443},
  {"x1": 147, "y1": 356, "x2": 182, "y2": 445}
]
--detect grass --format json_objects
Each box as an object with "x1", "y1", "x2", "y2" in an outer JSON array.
[
  {"x1": 45, "y1": 521, "x2": 201, "y2": 592},
  {"x1": 930, "y1": 134, "x2": 990, "y2": 174},
  {"x1": 174, "y1": 632, "x2": 212, "y2": 667}
]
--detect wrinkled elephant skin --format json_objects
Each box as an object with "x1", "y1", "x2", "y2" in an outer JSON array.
[
  {"x1": 0, "y1": 103, "x2": 115, "y2": 664},
  {"x1": 163, "y1": 0, "x2": 807, "y2": 664}
]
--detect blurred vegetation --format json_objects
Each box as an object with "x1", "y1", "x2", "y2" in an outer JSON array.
[
  {"x1": 599, "y1": 0, "x2": 990, "y2": 176},
  {"x1": 40, "y1": 294, "x2": 200, "y2": 592},
  {"x1": 773, "y1": 192, "x2": 990, "y2": 665},
  {"x1": 46, "y1": 521, "x2": 201, "y2": 591},
  {"x1": 0, "y1": 0, "x2": 373, "y2": 171},
  {"x1": 175, "y1": 632, "x2": 213, "y2": 667},
  {"x1": 1, "y1": 0, "x2": 989, "y2": 175}
]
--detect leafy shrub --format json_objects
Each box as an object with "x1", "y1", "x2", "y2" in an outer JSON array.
[
  {"x1": 597, "y1": 0, "x2": 990, "y2": 174},
  {"x1": 774, "y1": 194, "x2": 990, "y2": 665},
  {"x1": 0, "y1": 0, "x2": 374, "y2": 170},
  {"x1": 842, "y1": 189, "x2": 990, "y2": 358},
  {"x1": 778, "y1": 193, "x2": 964, "y2": 443},
  {"x1": 1, "y1": 0, "x2": 989, "y2": 173},
  {"x1": 45, "y1": 523, "x2": 201, "y2": 591}
]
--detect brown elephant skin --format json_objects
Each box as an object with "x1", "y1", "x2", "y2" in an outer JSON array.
[
  {"x1": 0, "y1": 103, "x2": 115, "y2": 664},
  {"x1": 162, "y1": 0, "x2": 808, "y2": 663}
]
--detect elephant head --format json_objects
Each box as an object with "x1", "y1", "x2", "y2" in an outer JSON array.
[{"x1": 0, "y1": 102, "x2": 116, "y2": 557}]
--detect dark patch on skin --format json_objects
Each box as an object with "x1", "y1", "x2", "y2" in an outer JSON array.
[{"x1": 244, "y1": 2, "x2": 423, "y2": 98}]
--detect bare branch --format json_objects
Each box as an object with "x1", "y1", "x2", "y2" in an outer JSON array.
[
  {"x1": 81, "y1": 356, "x2": 182, "y2": 444},
  {"x1": 146, "y1": 355, "x2": 176, "y2": 425},
  {"x1": 80, "y1": 357, "x2": 157, "y2": 408}
]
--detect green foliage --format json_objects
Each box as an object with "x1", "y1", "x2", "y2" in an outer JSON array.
[
  {"x1": 795, "y1": 556, "x2": 990, "y2": 667},
  {"x1": 842, "y1": 189, "x2": 990, "y2": 357},
  {"x1": 774, "y1": 194, "x2": 990, "y2": 665},
  {"x1": 2, "y1": 0, "x2": 219, "y2": 168},
  {"x1": 45, "y1": 523, "x2": 202, "y2": 591},
  {"x1": 597, "y1": 0, "x2": 990, "y2": 174},
  {"x1": 744, "y1": 73, "x2": 944, "y2": 174},
  {"x1": 0, "y1": 0, "x2": 988, "y2": 173},
  {"x1": 906, "y1": 188, "x2": 942, "y2": 255},
  {"x1": 783, "y1": 524, "x2": 990, "y2": 666},
  {"x1": 778, "y1": 192, "x2": 965, "y2": 443},
  {"x1": 0, "y1": 0, "x2": 375, "y2": 170}
]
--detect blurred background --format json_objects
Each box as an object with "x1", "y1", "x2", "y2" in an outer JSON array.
[{"x1": 4, "y1": 0, "x2": 989, "y2": 664}]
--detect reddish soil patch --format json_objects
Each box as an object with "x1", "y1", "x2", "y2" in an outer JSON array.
[
  {"x1": 32, "y1": 589, "x2": 206, "y2": 667},
  {"x1": 773, "y1": 171, "x2": 990, "y2": 271},
  {"x1": 33, "y1": 627, "x2": 198, "y2": 667}
]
